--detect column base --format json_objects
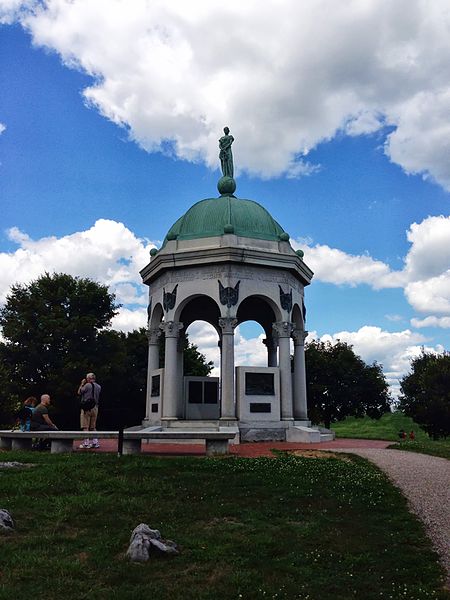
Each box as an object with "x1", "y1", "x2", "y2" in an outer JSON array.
[
  {"x1": 205, "y1": 439, "x2": 229, "y2": 456},
  {"x1": 51, "y1": 439, "x2": 74, "y2": 453},
  {"x1": 122, "y1": 439, "x2": 142, "y2": 455}
]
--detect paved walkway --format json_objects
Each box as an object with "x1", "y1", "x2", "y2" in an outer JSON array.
[
  {"x1": 74, "y1": 437, "x2": 391, "y2": 456},
  {"x1": 76, "y1": 437, "x2": 449, "y2": 584}
]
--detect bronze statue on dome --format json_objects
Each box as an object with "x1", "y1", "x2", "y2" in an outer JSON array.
[{"x1": 219, "y1": 127, "x2": 234, "y2": 178}]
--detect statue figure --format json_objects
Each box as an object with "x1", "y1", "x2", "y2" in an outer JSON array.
[{"x1": 219, "y1": 127, "x2": 234, "y2": 178}]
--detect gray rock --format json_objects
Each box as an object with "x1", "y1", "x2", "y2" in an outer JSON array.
[
  {"x1": 0, "y1": 509, "x2": 14, "y2": 533},
  {"x1": 126, "y1": 523, "x2": 179, "y2": 561}
]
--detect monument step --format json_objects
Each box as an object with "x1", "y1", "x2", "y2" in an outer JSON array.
[{"x1": 163, "y1": 420, "x2": 221, "y2": 430}]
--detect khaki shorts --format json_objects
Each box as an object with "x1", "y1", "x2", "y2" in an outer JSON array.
[{"x1": 80, "y1": 405, "x2": 98, "y2": 430}]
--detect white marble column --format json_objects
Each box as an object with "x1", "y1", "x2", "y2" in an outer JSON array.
[
  {"x1": 177, "y1": 331, "x2": 185, "y2": 418},
  {"x1": 145, "y1": 328, "x2": 161, "y2": 419},
  {"x1": 263, "y1": 335, "x2": 278, "y2": 367},
  {"x1": 273, "y1": 321, "x2": 294, "y2": 420},
  {"x1": 292, "y1": 329, "x2": 308, "y2": 420},
  {"x1": 219, "y1": 317, "x2": 238, "y2": 420},
  {"x1": 160, "y1": 321, "x2": 183, "y2": 420}
]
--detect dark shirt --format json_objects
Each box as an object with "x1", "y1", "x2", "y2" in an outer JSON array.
[{"x1": 31, "y1": 404, "x2": 49, "y2": 429}]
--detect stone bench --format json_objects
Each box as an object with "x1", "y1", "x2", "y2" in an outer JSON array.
[{"x1": 0, "y1": 430, "x2": 234, "y2": 456}]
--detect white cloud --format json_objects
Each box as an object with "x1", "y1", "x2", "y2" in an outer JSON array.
[
  {"x1": 111, "y1": 306, "x2": 147, "y2": 333},
  {"x1": 315, "y1": 325, "x2": 445, "y2": 397},
  {"x1": 411, "y1": 316, "x2": 450, "y2": 329},
  {"x1": 0, "y1": 218, "x2": 154, "y2": 307},
  {"x1": 385, "y1": 314, "x2": 404, "y2": 322},
  {"x1": 292, "y1": 240, "x2": 405, "y2": 289},
  {"x1": 0, "y1": 123, "x2": 6, "y2": 135},
  {"x1": 3, "y1": 0, "x2": 450, "y2": 186},
  {"x1": 293, "y1": 215, "x2": 450, "y2": 324}
]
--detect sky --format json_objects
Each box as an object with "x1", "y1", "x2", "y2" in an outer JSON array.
[{"x1": 1, "y1": 0, "x2": 450, "y2": 398}]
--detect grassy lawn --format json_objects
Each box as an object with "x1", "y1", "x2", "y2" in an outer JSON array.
[
  {"x1": 0, "y1": 450, "x2": 448, "y2": 600},
  {"x1": 331, "y1": 412, "x2": 429, "y2": 442},
  {"x1": 387, "y1": 439, "x2": 450, "y2": 460}
]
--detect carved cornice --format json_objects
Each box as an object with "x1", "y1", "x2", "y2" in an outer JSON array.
[{"x1": 141, "y1": 244, "x2": 313, "y2": 287}]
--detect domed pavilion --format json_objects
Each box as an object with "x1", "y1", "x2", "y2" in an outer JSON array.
[{"x1": 140, "y1": 129, "x2": 330, "y2": 442}]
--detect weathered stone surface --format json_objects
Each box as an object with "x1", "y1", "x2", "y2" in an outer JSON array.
[
  {"x1": 239, "y1": 428, "x2": 286, "y2": 442},
  {"x1": 0, "y1": 509, "x2": 14, "y2": 533},
  {"x1": 126, "y1": 523, "x2": 179, "y2": 562}
]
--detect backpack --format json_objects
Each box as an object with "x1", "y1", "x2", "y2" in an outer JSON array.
[
  {"x1": 15, "y1": 405, "x2": 33, "y2": 431},
  {"x1": 80, "y1": 383, "x2": 96, "y2": 412}
]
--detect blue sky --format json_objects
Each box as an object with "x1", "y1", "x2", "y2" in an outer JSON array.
[{"x1": 1, "y1": 1, "x2": 450, "y2": 396}]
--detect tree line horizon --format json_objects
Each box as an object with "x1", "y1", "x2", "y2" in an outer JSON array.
[{"x1": 0, "y1": 273, "x2": 448, "y2": 438}]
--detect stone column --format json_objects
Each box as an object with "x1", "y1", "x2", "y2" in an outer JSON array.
[
  {"x1": 263, "y1": 335, "x2": 278, "y2": 367},
  {"x1": 219, "y1": 317, "x2": 238, "y2": 420},
  {"x1": 145, "y1": 328, "x2": 161, "y2": 419},
  {"x1": 273, "y1": 321, "x2": 294, "y2": 420},
  {"x1": 292, "y1": 329, "x2": 308, "y2": 420},
  {"x1": 160, "y1": 321, "x2": 183, "y2": 421},
  {"x1": 177, "y1": 331, "x2": 186, "y2": 418}
]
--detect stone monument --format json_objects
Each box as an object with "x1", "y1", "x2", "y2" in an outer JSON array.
[{"x1": 139, "y1": 129, "x2": 333, "y2": 443}]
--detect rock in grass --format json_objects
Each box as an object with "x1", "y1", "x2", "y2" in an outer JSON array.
[
  {"x1": 0, "y1": 509, "x2": 14, "y2": 533},
  {"x1": 126, "y1": 523, "x2": 179, "y2": 562}
]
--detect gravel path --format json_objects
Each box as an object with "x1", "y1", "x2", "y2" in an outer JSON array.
[{"x1": 337, "y1": 448, "x2": 450, "y2": 583}]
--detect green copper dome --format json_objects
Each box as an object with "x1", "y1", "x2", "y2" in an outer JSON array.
[{"x1": 162, "y1": 196, "x2": 289, "y2": 247}]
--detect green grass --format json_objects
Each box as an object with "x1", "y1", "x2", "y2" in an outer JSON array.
[
  {"x1": 388, "y1": 439, "x2": 450, "y2": 460},
  {"x1": 0, "y1": 450, "x2": 448, "y2": 600},
  {"x1": 331, "y1": 411, "x2": 429, "y2": 442}
]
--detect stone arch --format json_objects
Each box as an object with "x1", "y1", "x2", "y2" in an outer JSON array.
[
  {"x1": 150, "y1": 302, "x2": 164, "y2": 329},
  {"x1": 236, "y1": 294, "x2": 281, "y2": 335},
  {"x1": 292, "y1": 303, "x2": 304, "y2": 331},
  {"x1": 176, "y1": 294, "x2": 221, "y2": 334}
]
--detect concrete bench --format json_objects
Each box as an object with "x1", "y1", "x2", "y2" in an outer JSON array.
[{"x1": 0, "y1": 430, "x2": 234, "y2": 456}]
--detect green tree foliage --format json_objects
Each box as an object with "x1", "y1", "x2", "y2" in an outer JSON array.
[
  {"x1": 0, "y1": 273, "x2": 119, "y2": 428},
  {"x1": 305, "y1": 340, "x2": 391, "y2": 428},
  {"x1": 399, "y1": 351, "x2": 450, "y2": 439},
  {"x1": 0, "y1": 273, "x2": 213, "y2": 429}
]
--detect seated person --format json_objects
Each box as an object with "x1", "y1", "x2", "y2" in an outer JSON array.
[
  {"x1": 30, "y1": 394, "x2": 58, "y2": 431},
  {"x1": 15, "y1": 396, "x2": 37, "y2": 431}
]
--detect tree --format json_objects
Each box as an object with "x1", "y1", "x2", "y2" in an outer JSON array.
[
  {"x1": 399, "y1": 351, "x2": 450, "y2": 439},
  {"x1": 305, "y1": 340, "x2": 391, "y2": 428},
  {"x1": 0, "y1": 272, "x2": 119, "y2": 428},
  {"x1": 0, "y1": 273, "x2": 214, "y2": 429}
]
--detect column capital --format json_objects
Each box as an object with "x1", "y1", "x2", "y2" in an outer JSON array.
[
  {"x1": 273, "y1": 321, "x2": 294, "y2": 338},
  {"x1": 159, "y1": 321, "x2": 183, "y2": 338},
  {"x1": 147, "y1": 327, "x2": 161, "y2": 345},
  {"x1": 292, "y1": 329, "x2": 308, "y2": 346},
  {"x1": 262, "y1": 336, "x2": 278, "y2": 350},
  {"x1": 219, "y1": 317, "x2": 238, "y2": 334}
]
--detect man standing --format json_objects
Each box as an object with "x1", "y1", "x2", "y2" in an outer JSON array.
[
  {"x1": 30, "y1": 394, "x2": 58, "y2": 431},
  {"x1": 78, "y1": 372, "x2": 101, "y2": 449}
]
